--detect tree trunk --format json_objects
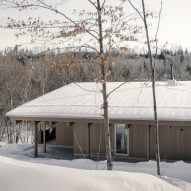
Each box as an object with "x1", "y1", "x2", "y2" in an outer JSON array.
[
  {"x1": 97, "y1": 0, "x2": 112, "y2": 170},
  {"x1": 141, "y1": 0, "x2": 161, "y2": 176}
]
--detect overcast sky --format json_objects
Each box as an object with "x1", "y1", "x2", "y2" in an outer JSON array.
[{"x1": 0, "y1": 0, "x2": 191, "y2": 51}]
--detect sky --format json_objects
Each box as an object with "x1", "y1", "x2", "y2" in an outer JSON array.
[{"x1": 0, "y1": 0, "x2": 191, "y2": 52}]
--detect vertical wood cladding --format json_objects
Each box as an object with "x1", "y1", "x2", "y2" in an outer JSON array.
[
  {"x1": 56, "y1": 122, "x2": 73, "y2": 146},
  {"x1": 89, "y1": 123, "x2": 106, "y2": 155},
  {"x1": 56, "y1": 121, "x2": 191, "y2": 161},
  {"x1": 73, "y1": 122, "x2": 89, "y2": 155},
  {"x1": 129, "y1": 124, "x2": 149, "y2": 158},
  {"x1": 149, "y1": 125, "x2": 191, "y2": 160},
  {"x1": 73, "y1": 123, "x2": 114, "y2": 156}
]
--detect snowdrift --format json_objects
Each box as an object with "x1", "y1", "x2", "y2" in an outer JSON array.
[{"x1": 0, "y1": 156, "x2": 182, "y2": 191}]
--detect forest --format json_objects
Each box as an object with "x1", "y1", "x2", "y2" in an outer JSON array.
[{"x1": 0, "y1": 46, "x2": 191, "y2": 140}]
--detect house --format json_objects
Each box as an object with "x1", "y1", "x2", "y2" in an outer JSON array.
[{"x1": 6, "y1": 81, "x2": 191, "y2": 161}]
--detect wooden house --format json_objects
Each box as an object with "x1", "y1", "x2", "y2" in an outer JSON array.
[{"x1": 6, "y1": 81, "x2": 191, "y2": 161}]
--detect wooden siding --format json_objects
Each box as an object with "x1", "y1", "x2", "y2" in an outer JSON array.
[
  {"x1": 16, "y1": 118, "x2": 191, "y2": 161},
  {"x1": 149, "y1": 125, "x2": 191, "y2": 160},
  {"x1": 48, "y1": 122, "x2": 191, "y2": 160},
  {"x1": 129, "y1": 124, "x2": 149, "y2": 158},
  {"x1": 11, "y1": 116, "x2": 191, "y2": 127},
  {"x1": 89, "y1": 123, "x2": 105, "y2": 155},
  {"x1": 149, "y1": 125, "x2": 170, "y2": 159},
  {"x1": 170, "y1": 126, "x2": 191, "y2": 160},
  {"x1": 73, "y1": 123, "x2": 114, "y2": 156},
  {"x1": 56, "y1": 122, "x2": 73, "y2": 146},
  {"x1": 73, "y1": 123, "x2": 89, "y2": 155}
]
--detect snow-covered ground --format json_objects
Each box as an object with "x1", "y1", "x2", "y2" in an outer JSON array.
[{"x1": 0, "y1": 143, "x2": 191, "y2": 191}]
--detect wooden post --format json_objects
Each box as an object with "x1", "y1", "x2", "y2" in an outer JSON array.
[
  {"x1": 43, "y1": 122, "x2": 46, "y2": 153},
  {"x1": 13, "y1": 120, "x2": 16, "y2": 143},
  {"x1": 147, "y1": 125, "x2": 151, "y2": 160},
  {"x1": 34, "y1": 121, "x2": 38, "y2": 158},
  {"x1": 88, "y1": 123, "x2": 91, "y2": 159}
]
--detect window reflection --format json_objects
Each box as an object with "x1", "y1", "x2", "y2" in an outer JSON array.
[{"x1": 116, "y1": 124, "x2": 128, "y2": 154}]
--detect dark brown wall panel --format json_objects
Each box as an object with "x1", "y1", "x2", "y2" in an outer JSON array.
[
  {"x1": 56, "y1": 122, "x2": 73, "y2": 146},
  {"x1": 129, "y1": 124, "x2": 149, "y2": 158},
  {"x1": 89, "y1": 123, "x2": 105, "y2": 155},
  {"x1": 73, "y1": 123, "x2": 89, "y2": 155}
]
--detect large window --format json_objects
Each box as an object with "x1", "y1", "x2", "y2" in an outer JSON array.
[{"x1": 115, "y1": 124, "x2": 129, "y2": 155}]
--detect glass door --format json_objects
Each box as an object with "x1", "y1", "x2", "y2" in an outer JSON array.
[{"x1": 115, "y1": 124, "x2": 129, "y2": 155}]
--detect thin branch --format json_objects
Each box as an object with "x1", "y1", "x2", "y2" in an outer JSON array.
[
  {"x1": 79, "y1": 44, "x2": 99, "y2": 53},
  {"x1": 0, "y1": 5, "x2": 18, "y2": 10},
  {"x1": 3, "y1": 0, "x2": 99, "y2": 41},
  {"x1": 87, "y1": 0, "x2": 98, "y2": 9},
  {"x1": 154, "y1": 0, "x2": 162, "y2": 57},
  {"x1": 101, "y1": 0, "x2": 106, "y2": 9},
  {"x1": 107, "y1": 82, "x2": 127, "y2": 98},
  {"x1": 86, "y1": 28, "x2": 100, "y2": 36},
  {"x1": 4, "y1": 25, "x2": 76, "y2": 30},
  {"x1": 36, "y1": 0, "x2": 99, "y2": 40},
  {"x1": 74, "y1": 83, "x2": 98, "y2": 93},
  {"x1": 141, "y1": 0, "x2": 161, "y2": 176},
  {"x1": 127, "y1": 0, "x2": 144, "y2": 21}
]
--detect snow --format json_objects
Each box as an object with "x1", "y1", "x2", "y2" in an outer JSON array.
[
  {"x1": 0, "y1": 142, "x2": 6, "y2": 147},
  {"x1": 6, "y1": 81, "x2": 191, "y2": 121},
  {"x1": 0, "y1": 156, "x2": 182, "y2": 191},
  {"x1": 0, "y1": 143, "x2": 191, "y2": 191}
]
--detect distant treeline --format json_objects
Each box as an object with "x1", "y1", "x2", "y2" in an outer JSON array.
[{"x1": 0, "y1": 47, "x2": 191, "y2": 131}]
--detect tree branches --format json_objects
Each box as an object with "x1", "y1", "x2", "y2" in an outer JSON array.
[
  {"x1": 127, "y1": 0, "x2": 144, "y2": 21},
  {"x1": 126, "y1": 0, "x2": 162, "y2": 176},
  {"x1": 2, "y1": 0, "x2": 99, "y2": 40},
  {"x1": 154, "y1": 0, "x2": 163, "y2": 57}
]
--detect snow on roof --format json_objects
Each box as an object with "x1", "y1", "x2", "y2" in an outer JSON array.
[{"x1": 6, "y1": 81, "x2": 191, "y2": 121}]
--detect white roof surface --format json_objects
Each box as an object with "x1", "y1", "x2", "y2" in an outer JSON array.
[{"x1": 6, "y1": 81, "x2": 191, "y2": 121}]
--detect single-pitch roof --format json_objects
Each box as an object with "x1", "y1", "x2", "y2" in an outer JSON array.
[{"x1": 6, "y1": 81, "x2": 191, "y2": 121}]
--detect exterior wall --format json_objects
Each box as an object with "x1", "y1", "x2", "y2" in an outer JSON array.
[
  {"x1": 73, "y1": 122, "x2": 89, "y2": 155},
  {"x1": 129, "y1": 124, "x2": 149, "y2": 159},
  {"x1": 171, "y1": 126, "x2": 182, "y2": 159},
  {"x1": 89, "y1": 123, "x2": 105, "y2": 155},
  {"x1": 170, "y1": 126, "x2": 191, "y2": 160},
  {"x1": 73, "y1": 123, "x2": 114, "y2": 156},
  {"x1": 149, "y1": 125, "x2": 191, "y2": 160},
  {"x1": 120, "y1": 123, "x2": 191, "y2": 161},
  {"x1": 56, "y1": 122, "x2": 73, "y2": 147},
  {"x1": 149, "y1": 125, "x2": 171, "y2": 160},
  {"x1": 37, "y1": 119, "x2": 191, "y2": 161}
]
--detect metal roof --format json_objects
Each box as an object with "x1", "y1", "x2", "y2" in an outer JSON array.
[{"x1": 6, "y1": 81, "x2": 191, "y2": 121}]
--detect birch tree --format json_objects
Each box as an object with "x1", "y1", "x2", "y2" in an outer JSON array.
[
  {"x1": 1, "y1": 0, "x2": 141, "y2": 170},
  {"x1": 126, "y1": 0, "x2": 162, "y2": 175}
]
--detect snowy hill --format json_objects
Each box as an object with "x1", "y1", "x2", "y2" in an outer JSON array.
[
  {"x1": 0, "y1": 144, "x2": 191, "y2": 191},
  {"x1": 0, "y1": 156, "x2": 183, "y2": 191}
]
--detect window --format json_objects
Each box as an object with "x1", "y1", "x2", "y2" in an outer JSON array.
[{"x1": 115, "y1": 124, "x2": 129, "y2": 155}]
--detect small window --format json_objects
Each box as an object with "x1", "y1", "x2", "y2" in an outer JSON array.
[{"x1": 115, "y1": 124, "x2": 129, "y2": 155}]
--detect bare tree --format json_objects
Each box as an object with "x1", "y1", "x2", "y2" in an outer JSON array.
[
  {"x1": 1, "y1": 0, "x2": 141, "y2": 170},
  {"x1": 127, "y1": 0, "x2": 162, "y2": 175},
  {"x1": 95, "y1": 0, "x2": 112, "y2": 170}
]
